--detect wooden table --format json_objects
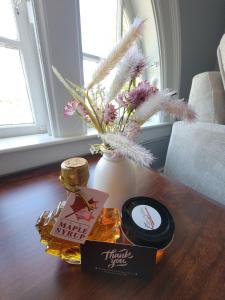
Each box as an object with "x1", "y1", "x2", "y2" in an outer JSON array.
[{"x1": 1, "y1": 156, "x2": 225, "y2": 300}]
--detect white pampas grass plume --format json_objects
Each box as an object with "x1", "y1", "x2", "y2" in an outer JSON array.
[
  {"x1": 87, "y1": 18, "x2": 145, "y2": 90},
  {"x1": 160, "y1": 99, "x2": 196, "y2": 121},
  {"x1": 133, "y1": 90, "x2": 196, "y2": 123},
  {"x1": 133, "y1": 90, "x2": 171, "y2": 122},
  {"x1": 101, "y1": 133, "x2": 154, "y2": 167},
  {"x1": 106, "y1": 46, "x2": 145, "y2": 102}
]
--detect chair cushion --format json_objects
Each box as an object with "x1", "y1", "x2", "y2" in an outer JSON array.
[
  {"x1": 217, "y1": 34, "x2": 225, "y2": 90},
  {"x1": 189, "y1": 71, "x2": 225, "y2": 124}
]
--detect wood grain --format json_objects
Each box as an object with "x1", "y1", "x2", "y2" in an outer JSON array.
[{"x1": 0, "y1": 155, "x2": 225, "y2": 300}]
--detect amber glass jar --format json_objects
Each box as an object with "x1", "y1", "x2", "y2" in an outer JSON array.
[
  {"x1": 35, "y1": 157, "x2": 121, "y2": 264},
  {"x1": 121, "y1": 197, "x2": 175, "y2": 264}
]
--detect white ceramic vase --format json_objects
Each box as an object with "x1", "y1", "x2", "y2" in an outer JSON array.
[{"x1": 93, "y1": 153, "x2": 136, "y2": 210}]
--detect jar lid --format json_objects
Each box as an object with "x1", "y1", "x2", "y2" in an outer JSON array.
[
  {"x1": 59, "y1": 157, "x2": 89, "y2": 192},
  {"x1": 121, "y1": 197, "x2": 175, "y2": 249}
]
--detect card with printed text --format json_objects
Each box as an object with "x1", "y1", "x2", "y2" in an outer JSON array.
[{"x1": 81, "y1": 240, "x2": 156, "y2": 278}]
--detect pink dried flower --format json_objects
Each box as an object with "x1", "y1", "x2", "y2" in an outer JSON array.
[
  {"x1": 116, "y1": 93, "x2": 128, "y2": 108},
  {"x1": 64, "y1": 100, "x2": 78, "y2": 116},
  {"x1": 149, "y1": 85, "x2": 158, "y2": 94},
  {"x1": 130, "y1": 58, "x2": 146, "y2": 79},
  {"x1": 76, "y1": 103, "x2": 91, "y2": 122},
  {"x1": 124, "y1": 120, "x2": 141, "y2": 140},
  {"x1": 64, "y1": 99, "x2": 91, "y2": 123},
  {"x1": 103, "y1": 104, "x2": 117, "y2": 124},
  {"x1": 128, "y1": 81, "x2": 158, "y2": 109}
]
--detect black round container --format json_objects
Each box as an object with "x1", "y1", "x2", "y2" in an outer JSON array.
[{"x1": 121, "y1": 197, "x2": 175, "y2": 262}]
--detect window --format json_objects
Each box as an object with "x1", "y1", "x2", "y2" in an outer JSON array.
[
  {"x1": 79, "y1": 0, "x2": 130, "y2": 134},
  {"x1": 80, "y1": 0, "x2": 129, "y2": 88},
  {"x1": 1, "y1": 0, "x2": 163, "y2": 140},
  {"x1": 79, "y1": 0, "x2": 161, "y2": 126},
  {"x1": 0, "y1": 0, "x2": 46, "y2": 138},
  {"x1": 0, "y1": 0, "x2": 174, "y2": 176}
]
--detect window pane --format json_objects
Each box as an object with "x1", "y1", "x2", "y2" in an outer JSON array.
[
  {"x1": 80, "y1": 0, "x2": 117, "y2": 58},
  {"x1": 83, "y1": 58, "x2": 117, "y2": 89},
  {"x1": 0, "y1": 0, "x2": 18, "y2": 40},
  {"x1": 83, "y1": 59, "x2": 99, "y2": 87},
  {"x1": 0, "y1": 47, "x2": 34, "y2": 126}
]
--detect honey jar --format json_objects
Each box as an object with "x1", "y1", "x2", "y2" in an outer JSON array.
[{"x1": 121, "y1": 197, "x2": 175, "y2": 264}]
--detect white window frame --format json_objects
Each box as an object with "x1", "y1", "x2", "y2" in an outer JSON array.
[
  {"x1": 32, "y1": 0, "x2": 85, "y2": 138},
  {"x1": 0, "y1": 0, "x2": 47, "y2": 138}
]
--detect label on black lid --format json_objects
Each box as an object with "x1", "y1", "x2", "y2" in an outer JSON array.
[{"x1": 131, "y1": 205, "x2": 161, "y2": 230}]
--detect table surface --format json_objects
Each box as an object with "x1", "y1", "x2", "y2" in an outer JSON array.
[{"x1": 1, "y1": 156, "x2": 225, "y2": 300}]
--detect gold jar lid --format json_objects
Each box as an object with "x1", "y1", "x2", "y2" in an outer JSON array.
[{"x1": 59, "y1": 157, "x2": 89, "y2": 192}]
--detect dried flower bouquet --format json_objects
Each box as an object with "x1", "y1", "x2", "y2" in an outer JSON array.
[{"x1": 53, "y1": 18, "x2": 195, "y2": 167}]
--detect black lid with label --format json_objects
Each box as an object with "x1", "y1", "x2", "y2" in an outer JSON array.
[{"x1": 121, "y1": 197, "x2": 175, "y2": 249}]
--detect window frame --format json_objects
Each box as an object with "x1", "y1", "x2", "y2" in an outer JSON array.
[
  {"x1": 32, "y1": 0, "x2": 86, "y2": 138},
  {"x1": 31, "y1": 0, "x2": 178, "y2": 139},
  {"x1": 0, "y1": 0, "x2": 47, "y2": 138}
]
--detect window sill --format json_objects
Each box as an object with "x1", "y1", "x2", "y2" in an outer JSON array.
[
  {"x1": 0, "y1": 122, "x2": 172, "y2": 176},
  {"x1": 0, "y1": 131, "x2": 97, "y2": 154},
  {"x1": 1, "y1": 122, "x2": 171, "y2": 154}
]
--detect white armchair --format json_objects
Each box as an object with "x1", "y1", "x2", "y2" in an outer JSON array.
[
  {"x1": 164, "y1": 34, "x2": 225, "y2": 205},
  {"x1": 164, "y1": 121, "x2": 225, "y2": 205}
]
